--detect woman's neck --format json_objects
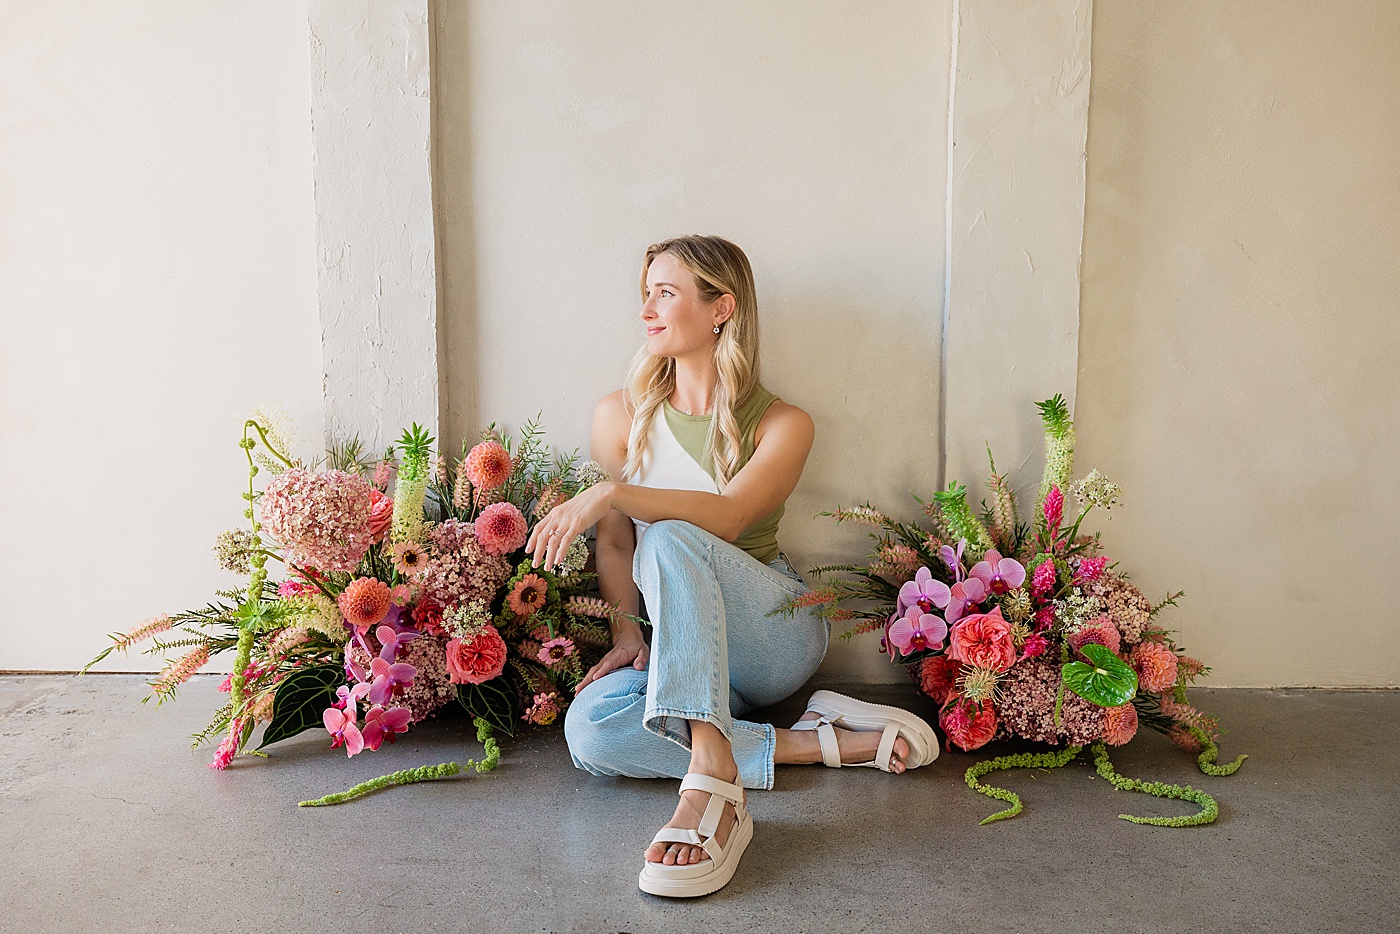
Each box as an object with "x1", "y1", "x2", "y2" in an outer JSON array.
[{"x1": 670, "y1": 353, "x2": 718, "y2": 416}]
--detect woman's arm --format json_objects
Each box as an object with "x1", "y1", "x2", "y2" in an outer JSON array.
[{"x1": 527, "y1": 398, "x2": 815, "y2": 571}]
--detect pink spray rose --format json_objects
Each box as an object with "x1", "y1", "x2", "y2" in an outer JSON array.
[
  {"x1": 367, "y1": 488, "x2": 394, "y2": 543},
  {"x1": 946, "y1": 606, "x2": 1017, "y2": 672}
]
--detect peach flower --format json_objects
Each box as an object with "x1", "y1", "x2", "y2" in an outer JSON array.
[
  {"x1": 338, "y1": 577, "x2": 392, "y2": 630},
  {"x1": 1067, "y1": 615, "x2": 1121, "y2": 657},
  {"x1": 474, "y1": 502, "x2": 528, "y2": 556},
  {"x1": 946, "y1": 606, "x2": 1017, "y2": 672},
  {"x1": 917, "y1": 655, "x2": 960, "y2": 706},
  {"x1": 1102, "y1": 702, "x2": 1139, "y2": 746},
  {"x1": 445, "y1": 625, "x2": 508, "y2": 685},
  {"x1": 1130, "y1": 641, "x2": 1179, "y2": 693},
  {"x1": 367, "y1": 489, "x2": 394, "y2": 543},
  {"x1": 464, "y1": 441, "x2": 513, "y2": 492}
]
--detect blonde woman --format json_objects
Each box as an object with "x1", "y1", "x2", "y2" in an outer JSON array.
[{"x1": 526, "y1": 235, "x2": 938, "y2": 898}]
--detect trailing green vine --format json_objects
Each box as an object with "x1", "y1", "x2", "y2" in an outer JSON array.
[
  {"x1": 1091, "y1": 741, "x2": 1218, "y2": 827},
  {"x1": 297, "y1": 719, "x2": 501, "y2": 807},
  {"x1": 1188, "y1": 726, "x2": 1248, "y2": 776},
  {"x1": 964, "y1": 746, "x2": 1082, "y2": 825}
]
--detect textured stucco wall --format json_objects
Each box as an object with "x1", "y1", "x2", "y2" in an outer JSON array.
[
  {"x1": 943, "y1": 0, "x2": 1092, "y2": 503},
  {"x1": 0, "y1": 2, "x2": 323, "y2": 671},
  {"x1": 434, "y1": 1, "x2": 952, "y2": 682},
  {"x1": 1078, "y1": 1, "x2": 1400, "y2": 686},
  {"x1": 310, "y1": 0, "x2": 439, "y2": 453}
]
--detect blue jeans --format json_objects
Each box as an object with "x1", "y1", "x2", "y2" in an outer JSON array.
[{"x1": 564, "y1": 519, "x2": 828, "y2": 790}]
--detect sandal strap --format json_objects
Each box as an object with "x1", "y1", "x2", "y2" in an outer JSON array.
[
  {"x1": 875, "y1": 722, "x2": 900, "y2": 772},
  {"x1": 815, "y1": 721, "x2": 842, "y2": 768},
  {"x1": 680, "y1": 772, "x2": 745, "y2": 804},
  {"x1": 652, "y1": 828, "x2": 703, "y2": 847}
]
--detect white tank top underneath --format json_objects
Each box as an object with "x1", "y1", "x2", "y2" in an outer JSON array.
[{"x1": 624, "y1": 410, "x2": 717, "y2": 548}]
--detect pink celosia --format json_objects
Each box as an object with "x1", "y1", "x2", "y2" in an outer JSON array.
[
  {"x1": 1030, "y1": 559, "x2": 1057, "y2": 599},
  {"x1": 917, "y1": 655, "x2": 960, "y2": 705},
  {"x1": 1102, "y1": 703, "x2": 1139, "y2": 746},
  {"x1": 947, "y1": 607, "x2": 1017, "y2": 672},
  {"x1": 1073, "y1": 556, "x2": 1109, "y2": 584},
  {"x1": 939, "y1": 698, "x2": 998, "y2": 752},
  {"x1": 537, "y1": 636, "x2": 576, "y2": 667},
  {"x1": 508, "y1": 573, "x2": 549, "y2": 617},
  {"x1": 445, "y1": 625, "x2": 508, "y2": 685},
  {"x1": 337, "y1": 577, "x2": 393, "y2": 630},
  {"x1": 209, "y1": 724, "x2": 241, "y2": 770},
  {"x1": 1130, "y1": 641, "x2": 1179, "y2": 693},
  {"x1": 1043, "y1": 485, "x2": 1064, "y2": 538},
  {"x1": 464, "y1": 440, "x2": 513, "y2": 491},
  {"x1": 260, "y1": 468, "x2": 374, "y2": 572},
  {"x1": 474, "y1": 502, "x2": 528, "y2": 556},
  {"x1": 1067, "y1": 615, "x2": 1122, "y2": 657},
  {"x1": 1019, "y1": 633, "x2": 1050, "y2": 660}
]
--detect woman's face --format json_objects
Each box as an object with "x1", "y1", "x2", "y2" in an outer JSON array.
[{"x1": 640, "y1": 252, "x2": 728, "y2": 358}]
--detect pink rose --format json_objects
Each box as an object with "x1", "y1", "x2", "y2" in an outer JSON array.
[
  {"x1": 947, "y1": 606, "x2": 1017, "y2": 672},
  {"x1": 368, "y1": 489, "x2": 394, "y2": 543},
  {"x1": 445, "y1": 625, "x2": 507, "y2": 685},
  {"x1": 917, "y1": 655, "x2": 960, "y2": 705},
  {"x1": 939, "y1": 698, "x2": 998, "y2": 752}
]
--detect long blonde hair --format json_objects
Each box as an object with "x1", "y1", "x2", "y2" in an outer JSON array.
[{"x1": 623, "y1": 235, "x2": 760, "y2": 490}]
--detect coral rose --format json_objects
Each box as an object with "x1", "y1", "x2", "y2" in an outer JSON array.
[
  {"x1": 1130, "y1": 641, "x2": 1179, "y2": 693},
  {"x1": 464, "y1": 441, "x2": 512, "y2": 492},
  {"x1": 939, "y1": 698, "x2": 998, "y2": 752},
  {"x1": 917, "y1": 654, "x2": 960, "y2": 705},
  {"x1": 1102, "y1": 702, "x2": 1139, "y2": 746},
  {"x1": 367, "y1": 488, "x2": 394, "y2": 543},
  {"x1": 947, "y1": 607, "x2": 1017, "y2": 672},
  {"x1": 338, "y1": 577, "x2": 393, "y2": 630},
  {"x1": 445, "y1": 624, "x2": 508, "y2": 685},
  {"x1": 474, "y1": 502, "x2": 528, "y2": 556}
]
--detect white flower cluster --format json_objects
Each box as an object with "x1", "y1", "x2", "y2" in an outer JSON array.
[{"x1": 1073, "y1": 469, "x2": 1123, "y2": 511}]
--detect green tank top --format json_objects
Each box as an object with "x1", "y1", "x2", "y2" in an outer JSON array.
[{"x1": 662, "y1": 385, "x2": 785, "y2": 565}]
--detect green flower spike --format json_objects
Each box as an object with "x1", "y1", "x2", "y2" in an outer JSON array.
[
  {"x1": 1034, "y1": 394, "x2": 1076, "y2": 531},
  {"x1": 965, "y1": 746, "x2": 1083, "y2": 824},
  {"x1": 933, "y1": 481, "x2": 994, "y2": 559},
  {"x1": 391, "y1": 422, "x2": 435, "y2": 544},
  {"x1": 1188, "y1": 725, "x2": 1248, "y2": 776}
]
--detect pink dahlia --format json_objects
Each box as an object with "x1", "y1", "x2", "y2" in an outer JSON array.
[
  {"x1": 367, "y1": 488, "x2": 394, "y2": 543},
  {"x1": 445, "y1": 625, "x2": 508, "y2": 685},
  {"x1": 260, "y1": 468, "x2": 374, "y2": 572},
  {"x1": 1130, "y1": 641, "x2": 1179, "y2": 693},
  {"x1": 508, "y1": 573, "x2": 549, "y2": 617},
  {"x1": 1102, "y1": 703, "x2": 1139, "y2": 746},
  {"x1": 946, "y1": 606, "x2": 1016, "y2": 672},
  {"x1": 939, "y1": 698, "x2": 998, "y2": 752},
  {"x1": 475, "y1": 502, "x2": 528, "y2": 556},
  {"x1": 338, "y1": 577, "x2": 393, "y2": 630},
  {"x1": 537, "y1": 636, "x2": 576, "y2": 666},
  {"x1": 1067, "y1": 615, "x2": 1122, "y2": 657},
  {"x1": 464, "y1": 441, "x2": 513, "y2": 491}
]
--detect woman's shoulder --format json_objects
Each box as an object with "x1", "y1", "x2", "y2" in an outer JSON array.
[{"x1": 753, "y1": 393, "x2": 813, "y2": 446}]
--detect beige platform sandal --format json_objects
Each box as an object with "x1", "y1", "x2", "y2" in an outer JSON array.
[
  {"x1": 637, "y1": 772, "x2": 753, "y2": 898},
  {"x1": 791, "y1": 689, "x2": 940, "y2": 771}
]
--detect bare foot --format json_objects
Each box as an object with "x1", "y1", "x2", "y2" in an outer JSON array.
[{"x1": 781, "y1": 712, "x2": 912, "y2": 772}]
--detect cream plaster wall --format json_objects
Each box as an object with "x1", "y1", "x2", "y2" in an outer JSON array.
[
  {"x1": 1077, "y1": 1, "x2": 1400, "y2": 686},
  {"x1": 0, "y1": 2, "x2": 324, "y2": 671},
  {"x1": 434, "y1": 1, "x2": 952, "y2": 681}
]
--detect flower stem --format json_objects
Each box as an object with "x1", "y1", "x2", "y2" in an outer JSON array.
[{"x1": 964, "y1": 746, "x2": 1082, "y2": 825}]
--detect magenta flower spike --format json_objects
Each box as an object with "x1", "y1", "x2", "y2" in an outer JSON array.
[
  {"x1": 969, "y1": 549, "x2": 1026, "y2": 596},
  {"x1": 1044, "y1": 486, "x2": 1065, "y2": 540},
  {"x1": 938, "y1": 541, "x2": 967, "y2": 581},
  {"x1": 887, "y1": 605, "x2": 949, "y2": 656},
  {"x1": 944, "y1": 577, "x2": 988, "y2": 624},
  {"x1": 898, "y1": 566, "x2": 951, "y2": 615}
]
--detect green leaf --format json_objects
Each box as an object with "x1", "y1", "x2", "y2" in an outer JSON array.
[
  {"x1": 258, "y1": 665, "x2": 344, "y2": 749},
  {"x1": 457, "y1": 677, "x2": 517, "y2": 737},
  {"x1": 1061, "y1": 643, "x2": 1138, "y2": 707}
]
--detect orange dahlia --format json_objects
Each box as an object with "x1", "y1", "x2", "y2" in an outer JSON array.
[
  {"x1": 464, "y1": 441, "x2": 512, "y2": 492},
  {"x1": 1130, "y1": 641, "x2": 1179, "y2": 693},
  {"x1": 1102, "y1": 702, "x2": 1139, "y2": 746},
  {"x1": 337, "y1": 577, "x2": 392, "y2": 630}
]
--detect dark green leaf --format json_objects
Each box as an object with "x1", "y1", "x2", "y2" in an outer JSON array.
[
  {"x1": 1061, "y1": 643, "x2": 1138, "y2": 707},
  {"x1": 457, "y1": 677, "x2": 517, "y2": 737},
  {"x1": 258, "y1": 665, "x2": 344, "y2": 749}
]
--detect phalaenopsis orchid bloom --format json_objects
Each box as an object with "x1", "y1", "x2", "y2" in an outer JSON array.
[
  {"x1": 898, "y1": 566, "x2": 950, "y2": 615},
  {"x1": 969, "y1": 549, "x2": 1026, "y2": 596},
  {"x1": 943, "y1": 577, "x2": 987, "y2": 624},
  {"x1": 887, "y1": 604, "x2": 949, "y2": 657}
]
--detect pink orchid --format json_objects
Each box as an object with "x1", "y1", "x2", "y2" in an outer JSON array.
[
  {"x1": 898, "y1": 566, "x2": 951, "y2": 615},
  {"x1": 360, "y1": 705, "x2": 412, "y2": 751},
  {"x1": 943, "y1": 577, "x2": 987, "y2": 624},
  {"x1": 375, "y1": 624, "x2": 420, "y2": 662},
  {"x1": 367, "y1": 656, "x2": 417, "y2": 705},
  {"x1": 887, "y1": 605, "x2": 948, "y2": 656},
  {"x1": 969, "y1": 549, "x2": 1026, "y2": 596},
  {"x1": 939, "y1": 541, "x2": 967, "y2": 581},
  {"x1": 324, "y1": 682, "x2": 370, "y2": 757}
]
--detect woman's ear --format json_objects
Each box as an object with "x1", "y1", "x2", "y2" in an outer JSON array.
[{"x1": 714, "y1": 293, "x2": 736, "y2": 327}]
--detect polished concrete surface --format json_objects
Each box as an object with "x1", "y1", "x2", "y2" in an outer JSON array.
[{"x1": 1, "y1": 674, "x2": 1395, "y2": 934}]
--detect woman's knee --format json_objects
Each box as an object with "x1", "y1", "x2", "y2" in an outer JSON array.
[
  {"x1": 634, "y1": 519, "x2": 710, "y2": 576},
  {"x1": 562, "y1": 673, "x2": 645, "y2": 767}
]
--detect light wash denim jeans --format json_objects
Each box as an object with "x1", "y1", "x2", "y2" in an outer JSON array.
[{"x1": 564, "y1": 519, "x2": 828, "y2": 790}]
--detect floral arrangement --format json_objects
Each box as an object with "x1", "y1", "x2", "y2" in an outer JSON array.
[
  {"x1": 87, "y1": 415, "x2": 631, "y2": 778},
  {"x1": 787, "y1": 396, "x2": 1245, "y2": 825}
]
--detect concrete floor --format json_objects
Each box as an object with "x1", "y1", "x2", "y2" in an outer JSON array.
[{"x1": 0, "y1": 675, "x2": 1395, "y2": 934}]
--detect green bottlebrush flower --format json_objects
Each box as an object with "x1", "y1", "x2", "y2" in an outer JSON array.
[
  {"x1": 1073, "y1": 469, "x2": 1122, "y2": 511},
  {"x1": 282, "y1": 594, "x2": 345, "y2": 642},
  {"x1": 213, "y1": 528, "x2": 256, "y2": 575},
  {"x1": 932, "y1": 482, "x2": 993, "y2": 558},
  {"x1": 1034, "y1": 394, "x2": 1076, "y2": 529},
  {"x1": 391, "y1": 423, "x2": 435, "y2": 544}
]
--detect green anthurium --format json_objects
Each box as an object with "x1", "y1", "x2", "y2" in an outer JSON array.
[{"x1": 1061, "y1": 643, "x2": 1138, "y2": 707}]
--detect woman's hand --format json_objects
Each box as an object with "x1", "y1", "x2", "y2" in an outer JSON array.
[
  {"x1": 576, "y1": 630, "x2": 649, "y2": 692},
  {"x1": 526, "y1": 482, "x2": 615, "y2": 571}
]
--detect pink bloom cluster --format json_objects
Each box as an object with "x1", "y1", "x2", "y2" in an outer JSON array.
[
  {"x1": 419, "y1": 522, "x2": 512, "y2": 607},
  {"x1": 260, "y1": 468, "x2": 374, "y2": 572}
]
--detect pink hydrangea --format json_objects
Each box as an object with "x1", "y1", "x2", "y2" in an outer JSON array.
[
  {"x1": 418, "y1": 529, "x2": 512, "y2": 608},
  {"x1": 474, "y1": 502, "x2": 528, "y2": 556},
  {"x1": 994, "y1": 656, "x2": 1105, "y2": 745},
  {"x1": 260, "y1": 468, "x2": 374, "y2": 572}
]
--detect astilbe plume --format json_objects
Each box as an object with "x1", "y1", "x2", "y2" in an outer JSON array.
[{"x1": 829, "y1": 504, "x2": 892, "y2": 527}]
